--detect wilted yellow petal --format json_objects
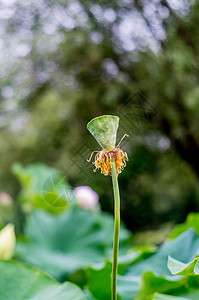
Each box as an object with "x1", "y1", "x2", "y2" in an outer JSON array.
[{"x1": 0, "y1": 223, "x2": 16, "y2": 259}]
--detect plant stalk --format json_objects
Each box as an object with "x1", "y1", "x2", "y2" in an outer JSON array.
[{"x1": 111, "y1": 159, "x2": 120, "y2": 300}]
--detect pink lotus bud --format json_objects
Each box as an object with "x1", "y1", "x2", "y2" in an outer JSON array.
[
  {"x1": 0, "y1": 192, "x2": 12, "y2": 206},
  {"x1": 74, "y1": 186, "x2": 99, "y2": 209}
]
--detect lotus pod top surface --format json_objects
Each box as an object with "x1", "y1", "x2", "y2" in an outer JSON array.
[{"x1": 87, "y1": 115, "x2": 119, "y2": 149}]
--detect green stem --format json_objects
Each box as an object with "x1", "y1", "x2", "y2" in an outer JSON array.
[{"x1": 111, "y1": 159, "x2": 120, "y2": 300}]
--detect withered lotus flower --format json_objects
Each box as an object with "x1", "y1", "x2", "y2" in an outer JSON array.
[{"x1": 87, "y1": 115, "x2": 128, "y2": 176}]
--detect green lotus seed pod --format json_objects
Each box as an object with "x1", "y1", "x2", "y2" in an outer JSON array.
[{"x1": 87, "y1": 115, "x2": 119, "y2": 149}]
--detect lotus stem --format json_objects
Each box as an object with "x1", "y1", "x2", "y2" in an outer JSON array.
[{"x1": 111, "y1": 158, "x2": 120, "y2": 300}]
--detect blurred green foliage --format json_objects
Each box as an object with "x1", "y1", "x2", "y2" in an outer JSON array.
[
  {"x1": 1, "y1": 0, "x2": 199, "y2": 231},
  {"x1": 0, "y1": 260, "x2": 86, "y2": 300},
  {"x1": 1, "y1": 162, "x2": 199, "y2": 299},
  {"x1": 12, "y1": 163, "x2": 73, "y2": 213},
  {"x1": 15, "y1": 207, "x2": 131, "y2": 280},
  {"x1": 11, "y1": 200, "x2": 199, "y2": 299}
]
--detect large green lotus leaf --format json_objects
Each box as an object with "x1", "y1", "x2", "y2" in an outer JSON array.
[
  {"x1": 87, "y1": 115, "x2": 119, "y2": 149},
  {"x1": 86, "y1": 245, "x2": 156, "y2": 300},
  {"x1": 121, "y1": 271, "x2": 199, "y2": 300},
  {"x1": 168, "y1": 256, "x2": 199, "y2": 276},
  {"x1": 169, "y1": 213, "x2": 199, "y2": 240},
  {"x1": 0, "y1": 260, "x2": 86, "y2": 300},
  {"x1": 127, "y1": 229, "x2": 199, "y2": 299},
  {"x1": 86, "y1": 230, "x2": 199, "y2": 300},
  {"x1": 119, "y1": 229, "x2": 199, "y2": 299},
  {"x1": 87, "y1": 263, "x2": 183, "y2": 300},
  {"x1": 153, "y1": 291, "x2": 199, "y2": 300},
  {"x1": 126, "y1": 229, "x2": 199, "y2": 278},
  {"x1": 136, "y1": 271, "x2": 199, "y2": 300},
  {"x1": 180, "y1": 289, "x2": 199, "y2": 300},
  {"x1": 83, "y1": 288, "x2": 95, "y2": 300},
  {"x1": 12, "y1": 163, "x2": 73, "y2": 213},
  {"x1": 117, "y1": 275, "x2": 139, "y2": 300},
  {"x1": 118, "y1": 244, "x2": 156, "y2": 267},
  {"x1": 16, "y1": 207, "x2": 131, "y2": 280},
  {"x1": 135, "y1": 271, "x2": 187, "y2": 300},
  {"x1": 152, "y1": 293, "x2": 188, "y2": 299},
  {"x1": 86, "y1": 261, "x2": 139, "y2": 300},
  {"x1": 87, "y1": 262, "x2": 112, "y2": 300}
]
